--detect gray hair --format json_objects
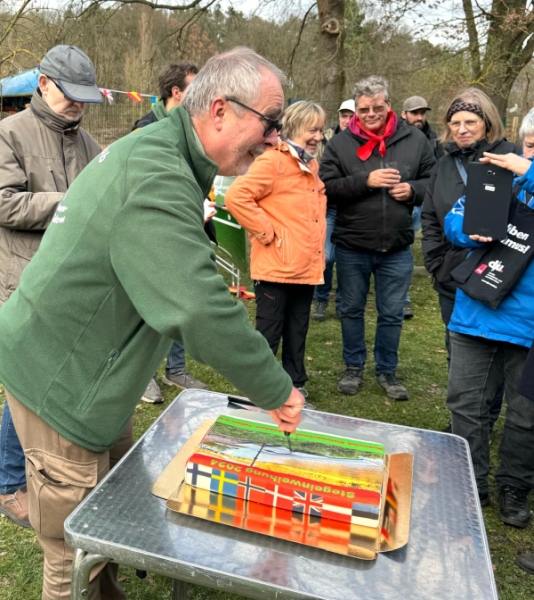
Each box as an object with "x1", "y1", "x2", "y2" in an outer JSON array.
[
  {"x1": 182, "y1": 46, "x2": 286, "y2": 116},
  {"x1": 352, "y1": 76, "x2": 390, "y2": 103},
  {"x1": 519, "y1": 108, "x2": 534, "y2": 141}
]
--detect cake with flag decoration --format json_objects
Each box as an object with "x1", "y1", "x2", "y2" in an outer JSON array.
[{"x1": 184, "y1": 414, "x2": 387, "y2": 529}]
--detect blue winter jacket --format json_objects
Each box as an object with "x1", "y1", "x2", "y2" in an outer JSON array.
[{"x1": 444, "y1": 161, "x2": 534, "y2": 348}]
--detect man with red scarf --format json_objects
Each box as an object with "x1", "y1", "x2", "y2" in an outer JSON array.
[{"x1": 319, "y1": 76, "x2": 435, "y2": 400}]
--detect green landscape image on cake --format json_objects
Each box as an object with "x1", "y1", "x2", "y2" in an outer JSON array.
[{"x1": 198, "y1": 415, "x2": 385, "y2": 492}]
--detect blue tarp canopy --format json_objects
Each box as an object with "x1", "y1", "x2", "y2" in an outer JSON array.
[{"x1": 0, "y1": 68, "x2": 39, "y2": 97}]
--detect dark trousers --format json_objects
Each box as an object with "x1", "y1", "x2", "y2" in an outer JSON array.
[
  {"x1": 448, "y1": 331, "x2": 534, "y2": 494},
  {"x1": 439, "y1": 293, "x2": 503, "y2": 426},
  {"x1": 255, "y1": 280, "x2": 315, "y2": 388}
]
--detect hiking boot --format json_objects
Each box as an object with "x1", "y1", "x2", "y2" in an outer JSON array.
[
  {"x1": 377, "y1": 373, "x2": 409, "y2": 401},
  {"x1": 499, "y1": 485, "x2": 530, "y2": 528},
  {"x1": 296, "y1": 387, "x2": 315, "y2": 410},
  {"x1": 337, "y1": 367, "x2": 364, "y2": 395},
  {"x1": 141, "y1": 377, "x2": 164, "y2": 404},
  {"x1": 0, "y1": 486, "x2": 31, "y2": 528},
  {"x1": 403, "y1": 301, "x2": 414, "y2": 319},
  {"x1": 479, "y1": 492, "x2": 491, "y2": 508},
  {"x1": 311, "y1": 301, "x2": 328, "y2": 321},
  {"x1": 516, "y1": 553, "x2": 534, "y2": 575},
  {"x1": 163, "y1": 370, "x2": 209, "y2": 391}
]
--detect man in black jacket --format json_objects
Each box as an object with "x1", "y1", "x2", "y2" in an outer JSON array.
[{"x1": 320, "y1": 76, "x2": 435, "y2": 400}]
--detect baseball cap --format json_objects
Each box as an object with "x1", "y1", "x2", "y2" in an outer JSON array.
[
  {"x1": 403, "y1": 96, "x2": 431, "y2": 112},
  {"x1": 39, "y1": 45, "x2": 103, "y2": 103},
  {"x1": 338, "y1": 99, "x2": 355, "y2": 113}
]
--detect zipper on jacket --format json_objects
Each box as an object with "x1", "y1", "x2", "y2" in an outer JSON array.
[
  {"x1": 380, "y1": 159, "x2": 387, "y2": 252},
  {"x1": 48, "y1": 166, "x2": 59, "y2": 192},
  {"x1": 78, "y1": 349, "x2": 120, "y2": 412},
  {"x1": 61, "y1": 135, "x2": 69, "y2": 186}
]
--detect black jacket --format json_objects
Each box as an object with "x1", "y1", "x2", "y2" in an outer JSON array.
[
  {"x1": 131, "y1": 110, "x2": 157, "y2": 131},
  {"x1": 422, "y1": 121, "x2": 445, "y2": 161},
  {"x1": 421, "y1": 138, "x2": 519, "y2": 298},
  {"x1": 319, "y1": 119, "x2": 436, "y2": 254}
]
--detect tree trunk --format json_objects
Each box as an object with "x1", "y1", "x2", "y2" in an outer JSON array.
[{"x1": 316, "y1": 0, "x2": 345, "y2": 120}]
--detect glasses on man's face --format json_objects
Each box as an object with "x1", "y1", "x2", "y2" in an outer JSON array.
[
  {"x1": 449, "y1": 119, "x2": 483, "y2": 131},
  {"x1": 225, "y1": 97, "x2": 282, "y2": 138},
  {"x1": 356, "y1": 105, "x2": 387, "y2": 116},
  {"x1": 48, "y1": 78, "x2": 71, "y2": 102}
]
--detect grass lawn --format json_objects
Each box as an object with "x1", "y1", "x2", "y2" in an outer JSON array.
[{"x1": 1, "y1": 245, "x2": 534, "y2": 599}]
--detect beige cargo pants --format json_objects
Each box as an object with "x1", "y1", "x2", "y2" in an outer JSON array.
[{"x1": 6, "y1": 390, "x2": 132, "y2": 600}]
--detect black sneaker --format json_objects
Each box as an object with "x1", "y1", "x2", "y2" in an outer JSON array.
[
  {"x1": 499, "y1": 485, "x2": 530, "y2": 528},
  {"x1": 337, "y1": 368, "x2": 364, "y2": 395},
  {"x1": 403, "y1": 301, "x2": 414, "y2": 319},
  {"x1": 376, "y1": 373, "x2": 409, "y2": 401},
  {"x1": 311, "y1": 301, "x2": 328, "y2": 321}
]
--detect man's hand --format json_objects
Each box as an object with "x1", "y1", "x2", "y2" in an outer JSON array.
[
  {"x1": 389, "y1": 183, "x2": 413, "y2": 201},
  {"x1": 267, "y1": 387, "x2": 305, "y2": 433},
  {"x1": 367, "y1": 169, "x2": 401, "y2": 189},
  {"x1": 204, "y1": 200, "x2": 217, "y2": 222},
  {"x1": 480, "y1": 152, "x2": 531, "y2": 176}
]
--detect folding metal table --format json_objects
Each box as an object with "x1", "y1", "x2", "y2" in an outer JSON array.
[{"x1": 65, "y1": 389, "x2": 498, "y2": 600}]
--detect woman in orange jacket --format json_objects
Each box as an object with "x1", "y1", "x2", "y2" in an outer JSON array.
[{"x1": 226, "y1": 101, "x2": 327, "y2": 401}]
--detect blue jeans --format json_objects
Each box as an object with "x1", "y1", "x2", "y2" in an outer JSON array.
[
  {"x1": 166, "y1": 340, "x2": 186, "y2": 375},
  {"x1": 336, "y1": 246, "x2": 413, "y2": 374},
  {"x1": 0, "y1": 402, "x2": 26, "y2": 494},
  {"x1": 314, "y1": 208, "x2": 341, "y2": 308}
]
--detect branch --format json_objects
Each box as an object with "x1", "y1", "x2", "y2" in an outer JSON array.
[
  {"x1": 287, "y1": 2, "x2": 316, "y2": 79},
  {"x1": 462, "y1": 0, "x2": 482, "y2": 79},
  {"x1": 82, "y1": 0, "x2": 208, "y2": 12},
  {"x1": 0, "y1": 0, "x2": 33, "y2": 49}
]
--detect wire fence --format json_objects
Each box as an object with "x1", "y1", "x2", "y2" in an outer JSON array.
[{"x1": 0, "y1": 92, "x2": 154, "y2": 147}]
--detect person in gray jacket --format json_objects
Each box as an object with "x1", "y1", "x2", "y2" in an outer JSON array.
[{"x1": 0, "y1": 45, "x2": 101, "y2": 528}]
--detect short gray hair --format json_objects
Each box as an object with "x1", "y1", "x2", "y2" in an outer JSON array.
[
  {"x1": 182, "y1": 47, "x2": 286, "y2": 116},
  {"x1": 520, "y1": 108, "x2": 534, "y2": 141},
  {"x1": 353, "y1": 76, "x2": 390, "y2": 103}
]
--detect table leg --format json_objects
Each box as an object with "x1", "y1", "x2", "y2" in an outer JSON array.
[
  {"x1": 71, "y1": 548, "x2": 109, "y2": 598},
  {"x1": 172, "y1": 578, "x2": 188, "y2": 600}
]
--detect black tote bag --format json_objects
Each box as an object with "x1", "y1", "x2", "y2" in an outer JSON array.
[{"x1": 451, "y1": 195, "x2": 534, "y2": 309}]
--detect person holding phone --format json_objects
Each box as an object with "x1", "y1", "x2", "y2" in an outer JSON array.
[
  {"x1": 442, "y1": 130, "x2": 534, "y2": 526},
  {"x1": 421, "y1": 88, "x2": 517, "y2": 435}
]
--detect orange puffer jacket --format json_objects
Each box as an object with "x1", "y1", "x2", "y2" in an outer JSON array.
[{"x1": 226, "y1": 141, "x2": 327, "y2": 284}]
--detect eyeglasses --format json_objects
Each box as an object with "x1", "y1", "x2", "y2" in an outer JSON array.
[
  {"x1": 449, "y1": 119, "x2": 483, "y2": 131},
  {"x1": 356, "y1": 105, "x2": 387, "y2": 116},
  {"x1": 225, "y1": 97, "x2": 282, "y2": 138},
  {"x1": 48, "y1": 78, "x2": 70, "y2": 101}
]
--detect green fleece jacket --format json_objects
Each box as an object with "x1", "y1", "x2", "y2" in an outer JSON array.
[{"x1": 0, "y1": 106, "x2": 293, "y2": 452}]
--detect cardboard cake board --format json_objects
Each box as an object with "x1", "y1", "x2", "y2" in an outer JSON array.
[{"x1": 152, "y1": 418, "x2": 413, "y2": 560}]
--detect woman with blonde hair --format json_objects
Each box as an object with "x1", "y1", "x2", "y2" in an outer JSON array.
[{"x1": 226, "y1": 101, "x2": 326, "y2": 403}]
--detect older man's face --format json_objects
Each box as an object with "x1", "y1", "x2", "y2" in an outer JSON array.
[
  {"x1": 356, "y1": 94, "x2": 390, "y2": 134},
  {"x1": 220, "y1": 70, "x2": 284, "y2": 176}
]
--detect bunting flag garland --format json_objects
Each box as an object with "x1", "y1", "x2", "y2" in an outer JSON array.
[
  {"x1": 100, "y1": 89, "x2": 114, "y2": 105},
  {"x1": 126, "y1": 91, "x2": 144, "y2": 103},
  {"x1": 98, "y1": 87, "x2": 155, "y2": 104}
]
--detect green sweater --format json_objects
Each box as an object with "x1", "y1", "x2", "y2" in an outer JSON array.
[{"x1": 0, "y1": 106, "x2": 293, "y2": 452}]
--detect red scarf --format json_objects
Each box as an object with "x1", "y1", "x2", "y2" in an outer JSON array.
[{"x1": 348, "y1": 110, "x2": 398, "y2": 161}]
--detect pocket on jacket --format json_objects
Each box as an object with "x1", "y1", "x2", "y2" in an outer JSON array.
[
  {"x1": 78, "y1": 349, "x2": 120, "y2": 412},
  {"x1": 276, "y1": 227, "x2": 290, "y2": 265},
  {"x1": 10, "y1": 231, "x2": 43, "y2": 261},
  {"x1": 25, "y1": 449, "x2": 102, "y2": 537}
]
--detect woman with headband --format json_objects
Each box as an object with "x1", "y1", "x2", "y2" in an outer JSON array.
[{"x1": 421, "y1": 89, "x2": 518, "y2": 440}]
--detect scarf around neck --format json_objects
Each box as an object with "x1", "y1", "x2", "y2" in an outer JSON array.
[{"x1": 348, "y1": 110, "x2": 398, "y2": 161}]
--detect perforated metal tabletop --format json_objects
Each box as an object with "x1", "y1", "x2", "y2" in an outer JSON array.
[{"x1": 64, "y1": 389, "x2": 498, "y2": 600}]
